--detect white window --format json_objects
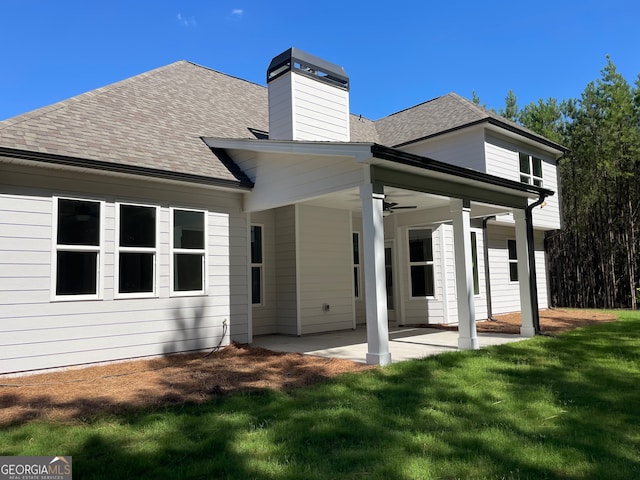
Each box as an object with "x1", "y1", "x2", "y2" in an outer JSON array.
[
  {"x1": 519, "y1": 152, "x2": 543, "y2": 187},
  {"x1": 251, "y1": 225, "x2": 263, "y2": 305},
  {"x1": 171, "y1": 208, "x2": 206, "y2": 294},
  {"x1": 116, "y1": 203, "x2": 158, "y2": 297},
  {"x1": 353, "y1": 232, "x2": 360, "y2": 298},
  {"x1": 507, "y1": 239, "x2": 518, "y2": 282},
  {"x1": 52, "y1": 197, "x2": 103, "y2": 300},
  {"x1": 409, "y1": 228, "x2": 435, "y2": 297}
]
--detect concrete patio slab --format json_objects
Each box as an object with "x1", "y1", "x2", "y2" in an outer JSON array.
[{"x1": 251, "y1": 326, "x2": 527, "y2": 364}]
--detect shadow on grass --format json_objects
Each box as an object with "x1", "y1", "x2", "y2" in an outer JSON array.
[{"x1": 2, "y1": 316, "x2": 639, "y2": 479}]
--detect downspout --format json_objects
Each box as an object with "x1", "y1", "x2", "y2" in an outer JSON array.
[
  {"x1": 482, "y1": 216, "x2": 498, "y2": 321},
  {"x1": 525, "y1": 193, "x2": 547, "y2": 335}
]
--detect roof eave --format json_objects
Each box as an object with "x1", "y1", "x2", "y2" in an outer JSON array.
[
  {"x1": 0, "y1": 147, "x2": 254, "y2": 190},
  {"x1": 370, "y1": 144, "x2": 554, "y2": 198},
  {"x1": 391, "y1": 118, "x2": 568, "y2": 157}
]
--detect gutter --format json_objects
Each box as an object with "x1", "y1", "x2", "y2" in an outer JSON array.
[
  {"x1": 525, "y1": 193, "x2": 547, "y2": 335},
  {"x1": 371, "y1": 144, "x2": 554, "y2": 198},
  {"x1": 0, "y1": 147, "x2": 254, "y2": 190}
]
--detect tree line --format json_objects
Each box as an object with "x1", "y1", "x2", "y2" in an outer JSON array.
[{"x1": 479, "y1": 58, "x2": 640, "y2": 309}]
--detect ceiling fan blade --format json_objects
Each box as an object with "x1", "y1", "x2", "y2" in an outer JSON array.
[{"x1": 390, "y1": 205, "x2": 417, "y2": 210}]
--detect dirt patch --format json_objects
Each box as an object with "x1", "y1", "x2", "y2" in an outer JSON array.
[
  {"x1": 0, "y1": 309, "x2": 616, "y2": 425},
  {"x1": 430, "y1": 308, "x2": 616, "y2": 335}
]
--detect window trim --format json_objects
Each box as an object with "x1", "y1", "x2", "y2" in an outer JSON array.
[
  {"x1": 114, "y1": 202, "x2": 159, "y2": 299},
  {"x1": 51, "y1": 196, "x2": 104, "y2": 302},
  {"x1": 250, "y1": 224, "x2": 264, "y2": 306},
  {"x1": 408, "y1": 227, "x2": 436, "y2": 299},
  {"x1": 170, "y1": 207, "x2": 207, "y2": 296},
  {"x1": 352, "y1": 231, "x2": 361, "y2": 299},
  {"x1": 507, "y1": 238, "x2": 518, "y2": 283},
  {"x1": 519, "y1": 152, "x2": 543, "y2": 187}
]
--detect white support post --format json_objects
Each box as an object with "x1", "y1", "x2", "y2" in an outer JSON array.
[
  {"x1": 514, "y1": 208, "x2": 535, "y2": 337},
  {"x1": 360, "y1": 183, "x2": 391, "y2": 366},
  {"x1": 450, "y1": 198, "x2": 478, "y2": 350}
]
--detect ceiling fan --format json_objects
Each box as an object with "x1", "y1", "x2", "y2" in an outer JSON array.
[{"x1": 383, "y1": 200, "x2": 417, "y2": 213}]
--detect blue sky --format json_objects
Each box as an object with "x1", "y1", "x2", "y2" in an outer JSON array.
[{"x1": 1, "y1": 0, "x2": 638, "y2": 121}]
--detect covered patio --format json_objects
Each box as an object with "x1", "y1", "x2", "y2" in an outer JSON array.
[
  {"x1": 207, "y1": 139, "x2": 553, "y2": 366},
  {"x1": 252, "y1": 325, "x2": 526, "y2": 364}
]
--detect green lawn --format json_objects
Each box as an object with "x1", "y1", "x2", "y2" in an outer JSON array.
[{"x1": 2, "y1": 310, "x2": 639, "y2": 479}]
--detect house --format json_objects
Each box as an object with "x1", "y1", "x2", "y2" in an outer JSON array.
[{"x1": 0, "y1": 48, "x2": 566, "y2": 374}]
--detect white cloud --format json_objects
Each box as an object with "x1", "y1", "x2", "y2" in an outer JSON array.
[
  {"x1": 231, "y1": 9, "x2": 243, "y2": 17},
  {"x1": 177, "y1": 13, "x2": 197, "y2": 27}
]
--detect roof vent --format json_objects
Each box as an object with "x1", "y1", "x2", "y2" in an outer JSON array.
[{"x1": 267, "y1": 48, "x2": 350, "y2": 141}]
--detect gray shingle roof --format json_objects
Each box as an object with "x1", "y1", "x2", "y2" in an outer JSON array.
[
  {"x1": 374, "y1": 92, "x2": 565, "y2": 151},
  {"x1": 0, "y1": 61, "x2": 271, "y2": 184},
  {"x1": 0, "y1": 63, "x2": 561, "y2": 185},
  {"x1": 0, "y1": 60, "x2": 380, "y2": 184}
]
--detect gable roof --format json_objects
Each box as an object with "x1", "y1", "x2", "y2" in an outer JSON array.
[
  {"x1": 0, "y1": 60, "x2": 380, "y2": 187},
  {"x1": 0, "y1": 61, "x2": 270, "y2": 187},
  {"x1": 0, "y1": 62, "x2": 563, "y2": 187},
  {"x1": 374, "y1": 92, "x2": 567, "y2": 153}
]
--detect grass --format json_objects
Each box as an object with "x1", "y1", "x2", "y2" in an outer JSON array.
[{"x1": 2, "y1": 310, "x2": 639, "y2": 479}]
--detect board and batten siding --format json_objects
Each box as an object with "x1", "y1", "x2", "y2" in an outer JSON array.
[
  {"x1": 297, "y1": 205, "x2": 354, "y2": 334},
  {"x1": 0, "y1": 163, "x2": 248, "y2": 374}
]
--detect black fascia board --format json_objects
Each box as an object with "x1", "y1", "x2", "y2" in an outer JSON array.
[
  {"x1": 370, "y1": 143, "x2": 554, "y2": 198},
  {"x1": 0, "y1": 147, "x2": 254, "y2": 190}
]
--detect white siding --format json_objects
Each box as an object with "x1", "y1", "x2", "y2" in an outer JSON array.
[
  {"x1": 485, "y1": 133, "x2": 561, "y2": 230},
  {"x1": 297, "y1": 205, "x2": 353, "y2": 334},
  {"x1": 486, "y1": 224, "x2": 548, "y2": 315},
  {"x1": 250, "y1": 210, "x2": 277, "y2": 335},
  {"x1": 0, "y1": 163, "x2": 248, "y2": 374},
  {"x1": 268, "y1": 71, "x2": 350, "y2": 142},
  {"x1": 400, "y1": 127, "x2": 486, "y2": 172},
  {"x1": 274, "y1": 205, "x2": 298, "y2": 335}
]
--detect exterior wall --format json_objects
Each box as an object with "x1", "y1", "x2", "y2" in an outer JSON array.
[
  {"x1": 352, "y1": 214, "x2": 366, "y2": 324},
  {"x1": 297, "y1": 205, "x2": 354, "y2": 334},
  {"x1": 399, "y1": 127, "x2": 486, "y2": 172},
  {"x1": 485, "y1": 133, "x2": 561, "y2": 230},
  {"x1": 268, "y1": 71, "x2": 350, "y2": 141},
  {"x1": 274, "y1": 206, "x2": 298, "y2": 335},
  {"x1": 486, "y1": 224, "x2": 548, "y2": 315},
  {"x1": 250, "y1": 209, "x2": 278, "y2": 335},
  {"x1": 388, "y1": 217, "x2": 489, "y2": 326},
  {"x1": 0, "y1": 162, "x2": 248, "y2": 374}
]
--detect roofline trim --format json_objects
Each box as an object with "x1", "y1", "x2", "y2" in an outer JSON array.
[
  {"x1": 0, "y1": 147, "x2": 254, "y2": 190},
  {"x1": 370, "y1": 144, "x2": 555, "y2": 198},
  {"x1": 391, "y1": 117, "x2": 569, "y2": 155}
]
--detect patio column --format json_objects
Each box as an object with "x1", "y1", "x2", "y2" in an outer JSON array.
[
  {"x1": 360, "y1": 182, "x2": 391, "y2": 366},
  {"x1": 514, "y1": 208, "x2": 535, "y2": 337},
  {"x1": 450, "y1": 198, "x2": 479, "y2": 350}
]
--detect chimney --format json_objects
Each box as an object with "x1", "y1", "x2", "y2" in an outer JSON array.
[{"x1": 267, "y1": 48, "x2": 350, "y2": 142}]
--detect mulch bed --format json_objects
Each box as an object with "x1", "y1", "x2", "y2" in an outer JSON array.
[{"x1": 0, "y1": 309, "x2": 616, "y2": 425}]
